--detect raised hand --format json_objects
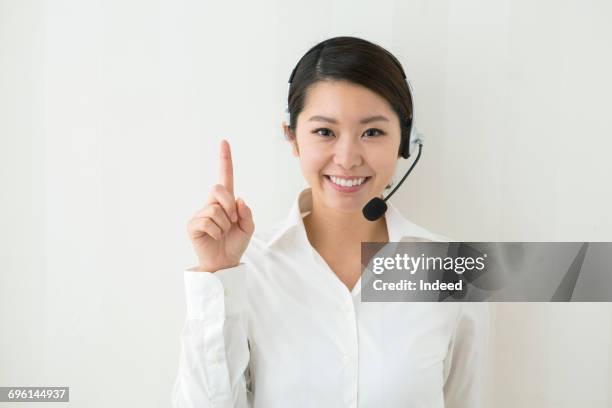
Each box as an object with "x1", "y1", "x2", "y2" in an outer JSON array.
[{"x1": 187, "y1": 139, "x2": 255, "y2": 272}]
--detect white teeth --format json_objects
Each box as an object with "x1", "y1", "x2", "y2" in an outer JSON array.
[{"x1": 329, "y1": 176, "x2": 366, "y2": 187}]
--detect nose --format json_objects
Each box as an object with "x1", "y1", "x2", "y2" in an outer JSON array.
[{"x1": 332, "y1": 136, "x2": 363, "y2": 169}]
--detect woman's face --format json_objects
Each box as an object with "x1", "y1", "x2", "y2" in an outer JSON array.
[{"x1": 286, "y1": 80, "x2": 402, "y2": 214}]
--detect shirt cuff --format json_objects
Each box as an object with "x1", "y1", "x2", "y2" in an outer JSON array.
[{"x1": 184, "y1": 263, "x2": 247, "y2": 319}]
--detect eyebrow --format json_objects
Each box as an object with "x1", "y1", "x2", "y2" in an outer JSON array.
[{"x1": 307, "y1": 115, "x2": 390, "y2": 125}]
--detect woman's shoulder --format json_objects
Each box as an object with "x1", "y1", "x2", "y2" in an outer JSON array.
[
  {"x1": 387, "y1": 202, "x2": 454, "y2": 242},
  {"x1": 397, "y1": 218, "x2": 455, "y2": 243},
  {"x1": 242, "y1": 219, "x2": 288, "y2": 258},
  {"x1": 239, "y1": 221, "x2": 300, "y2": 282}
]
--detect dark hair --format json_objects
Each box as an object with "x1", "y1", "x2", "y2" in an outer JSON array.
[{"x1": 286, "y1": 36, "x2": 413, "y2": 156}]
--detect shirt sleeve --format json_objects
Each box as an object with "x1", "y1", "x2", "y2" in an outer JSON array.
[
  {"x1": 442, "y1": 302, "x2": 490, "y2": 408},
  {"x1": 171, "y1": 263, "x2": 252, "y2": 408}
]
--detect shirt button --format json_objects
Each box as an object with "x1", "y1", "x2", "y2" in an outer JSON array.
[
  {"x1": 342, "y1": 354, "x2": 350, "y2": 364},
  {"x1": 211, "y1": 354, "x2": 223, "y2": 365}
]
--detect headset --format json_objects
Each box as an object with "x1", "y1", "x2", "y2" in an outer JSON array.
[{"x1": 284, "y1": 48, "x2": 425, "y2": 221}]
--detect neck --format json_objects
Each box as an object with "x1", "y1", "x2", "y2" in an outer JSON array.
[{"x1": 303, "y1": 195, "x2": 389, "y2": 249}]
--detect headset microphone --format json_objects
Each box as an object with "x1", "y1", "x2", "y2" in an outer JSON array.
[{"x1": 362, "y1": 141, "x2": 423, "y2": 221}]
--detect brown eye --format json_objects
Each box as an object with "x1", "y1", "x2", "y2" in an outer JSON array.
[
  {"x1": 363, "y1": 128, "x2": 385, "y2": 138},
  {"x1": 312, "y1": 128, "x2": 334, "y2": 137}
]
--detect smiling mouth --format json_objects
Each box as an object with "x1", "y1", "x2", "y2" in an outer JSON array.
[{"x1": 323, "y1": 175, "x2": 372, "y2": 191}]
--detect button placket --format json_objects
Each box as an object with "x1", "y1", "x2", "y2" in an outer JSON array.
[{"x1": 343, "y1": 295, "x2": 359, "y2": 406}]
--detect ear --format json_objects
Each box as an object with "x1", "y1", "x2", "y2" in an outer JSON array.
[
  {"x1": 290, "y1": 139, "x2": 300, "y2": 157},
  {"x1": 281, "y1": 121, "x2": 300, "y2": 157}
]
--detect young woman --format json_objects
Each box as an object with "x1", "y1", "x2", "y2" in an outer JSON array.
[{"x1": 172, "y1": 36, "x2": 489, "y2": 408}]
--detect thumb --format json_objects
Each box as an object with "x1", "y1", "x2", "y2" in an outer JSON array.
[{"x1": 236, "y1": 197, "x2": 255, "y2": 235}]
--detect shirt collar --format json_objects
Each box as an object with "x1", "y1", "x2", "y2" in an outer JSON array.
[{"x1": 265, "y1": 188, "x2": 443, "y2": 248}]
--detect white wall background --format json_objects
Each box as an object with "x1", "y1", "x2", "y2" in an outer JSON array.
[{"x1": 1, "y1": 0, "x2": 612, "y2": 406}]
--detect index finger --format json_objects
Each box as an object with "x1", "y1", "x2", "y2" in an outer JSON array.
[{"x1": 219, "y1": 139, "x2": 234, "y2": 196}]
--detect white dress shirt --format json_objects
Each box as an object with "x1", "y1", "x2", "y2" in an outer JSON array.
[{"x1": 172, "y1": 188, "x2": 490, "y2": 408}]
